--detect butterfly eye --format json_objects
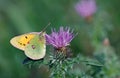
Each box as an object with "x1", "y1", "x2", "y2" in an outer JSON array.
[{"x1": 39, "y1": 34, "x2": 44, "y2": 39}]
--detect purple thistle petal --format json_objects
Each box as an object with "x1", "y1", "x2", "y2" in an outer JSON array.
[{"x1": 46, "y1": 27, "x2": 75, "y2": 48}]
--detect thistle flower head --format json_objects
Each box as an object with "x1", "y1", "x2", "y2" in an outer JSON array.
[
  {"x1": 46, "y1": 27, "x2": 75, "y2": 49},
  {"x1": 75, "y1": 0, "x2": 97, "y2": 18}
]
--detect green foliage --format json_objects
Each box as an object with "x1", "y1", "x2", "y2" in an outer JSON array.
[
  {"x1": 23, "y1": 50, "x2": 103, "y2": 78},
  {"x1": 0, "y1": 0, "x2": 120, "y2": 78}
]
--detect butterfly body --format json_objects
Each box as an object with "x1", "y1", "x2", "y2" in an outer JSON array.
[{"x1": 10, "y1": 32, "x2": 46, "y2": 60}]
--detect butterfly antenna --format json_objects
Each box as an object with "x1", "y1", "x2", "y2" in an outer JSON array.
[{"x1": 42, "y1": 22, "x2": 51, "y2": 32}]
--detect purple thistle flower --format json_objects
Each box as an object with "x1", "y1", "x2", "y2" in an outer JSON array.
[
  {"x1": 46, "y1": 27, "x2": 75, "y2": 49},
  {"x1": 75, "y1": 0, "x2": 97, "y2": 18}
]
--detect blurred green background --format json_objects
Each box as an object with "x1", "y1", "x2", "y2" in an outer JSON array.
[{"x1": 0, "y1": 0, "x2": 120, "y2": 78}]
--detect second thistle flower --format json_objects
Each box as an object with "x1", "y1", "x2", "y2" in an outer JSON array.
[{"x1": 75, "y1": 0, "x2": 97, "y2": 18}]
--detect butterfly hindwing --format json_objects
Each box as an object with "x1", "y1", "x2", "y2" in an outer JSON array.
[{"x1": 24, "y1": 32, "x2": 46, "y2": 60}]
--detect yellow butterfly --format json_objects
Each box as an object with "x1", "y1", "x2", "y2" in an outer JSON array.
[{"x1": 10, "y1": 32, "x2": 46, "y2": 60}]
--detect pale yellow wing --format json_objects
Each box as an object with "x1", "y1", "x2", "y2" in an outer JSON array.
[
  {"x1": 10, "y1": 32, "x2": 38, "y2": 51},
  {"x1": 24, "y1": 32, "x2": 46, "y2": 60}
]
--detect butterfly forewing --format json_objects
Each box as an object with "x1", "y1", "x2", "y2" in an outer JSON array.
[{"x1": 10, "y1": 33, "x2": 37, "y2": 51}]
